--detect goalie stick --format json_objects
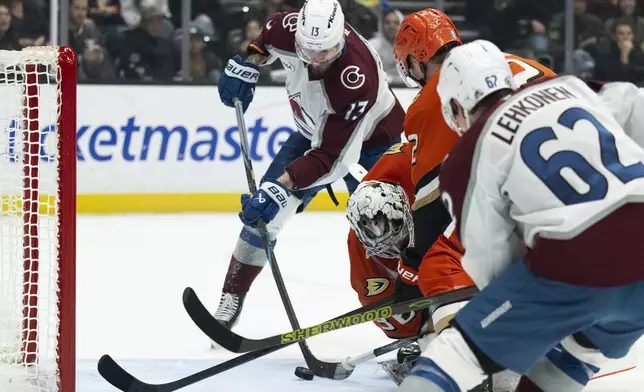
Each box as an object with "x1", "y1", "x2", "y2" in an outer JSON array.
[
  {"x1": 231, "y1": 98, "x2": 353, "y2": 379},
  {"x1": 183, "y1": 285, "x2": 478, "y2": 353},
  {"x1": 97, "y1": 332, "x2": 417, "y2": 391}
]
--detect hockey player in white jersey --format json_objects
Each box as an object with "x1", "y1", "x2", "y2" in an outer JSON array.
[
  {"x1": 397, "y1": 40, "x2": 644, "y2": 392},
  {"x1": 214, "y1": 0, "x2": 404, "y2": 328}
]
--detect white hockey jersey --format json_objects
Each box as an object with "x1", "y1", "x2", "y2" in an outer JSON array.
[
  {"x1": 595, "y1": 81, "x2": 644, "y2": 148},
  {"x1": 248, "y1": 11, "x2": 404, "y2": 190},
  {"x1": 439, "y1": 75, "x2": 644, "y2": 288}
]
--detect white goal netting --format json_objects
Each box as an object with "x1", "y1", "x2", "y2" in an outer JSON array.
[{"x1": 0, "y1": 47, "x2": 75, "y2": 392}]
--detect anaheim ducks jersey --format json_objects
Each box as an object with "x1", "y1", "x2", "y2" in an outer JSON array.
[
  {"x1": 347, "y1": 142, "x2": 474, "y2": 337},
  {"x1": 440, "y1": 75, "x2": 644, "y2": 289},
  {"x1": 347, "y1": 143, "x2": 421, "y2": 338},
  {"x1": 398, "y1": 55, "x2": 556, "y2": 276},
  {"x1": 405, "y1": 54, "x2": 556, "y2": 207}
]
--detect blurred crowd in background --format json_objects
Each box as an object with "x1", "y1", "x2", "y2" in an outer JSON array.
[{"x1": 5, "y1": 0, "x2": 644, "y2": 85}]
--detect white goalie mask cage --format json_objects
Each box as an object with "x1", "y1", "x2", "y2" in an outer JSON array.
[{"x1": 346, "y1": 181, "x2": 414, "y2": 259}]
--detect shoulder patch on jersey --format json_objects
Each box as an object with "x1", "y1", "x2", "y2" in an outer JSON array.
[
  {"x1": 281, "y1": 60, "x2": 295, "y2": 72},
  {"x1": 341, "y1": 65, "x2": 366, "y2": 90},
  {"x1": 384, "y1": 142, "x2": 406, "y2": 155},
  {"x1": 365, "y1": 278, "x2": 389, "y2": 297},
  {"x1": 282, "y1": 12, "x2": 298, "y2": 32}
]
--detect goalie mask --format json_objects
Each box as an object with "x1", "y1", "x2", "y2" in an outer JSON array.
[{"x1": 346, "y1": 181, "x2": 414, "y2": 259}]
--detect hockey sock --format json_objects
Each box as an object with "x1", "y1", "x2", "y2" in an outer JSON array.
[
  {"x1": 222, "y1": 257, "x2": 263, "y2": 294},
  {"x1": 222, "y1": 226, "x2": 276, "y2": 294}
]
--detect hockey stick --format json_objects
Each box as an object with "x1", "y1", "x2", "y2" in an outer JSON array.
[
  {"x1": 231, "y1": 98, "x2": 346, "y2": 379},
  {"x1": 97, "y1": 344, "x2": 286, "y2": 392},
  {"x1": 291, "y1": 296, "x2": 411, "y2": 380},
  {"x1": 338, "y1": 335, "x2": 419, "y2": 371},
  {"x1": 98, "y1": 297, "x2": 413, "y2": 391},
  {"x1": 184, "y1": 285, "x2": 477, "y2": 353},
  {"x1": 97, "y1": 331, "x2": 417, "y2": 392}
]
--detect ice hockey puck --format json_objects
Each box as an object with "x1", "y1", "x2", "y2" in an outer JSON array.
[{"x1": 294, "y1": 366, "x2": 314, "y2": 381}]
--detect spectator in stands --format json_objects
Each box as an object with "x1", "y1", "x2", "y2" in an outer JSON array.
[
  {"x1": 69, "y1": 0, "x2": 117, "y2": 81},
  {"x1": 339, "y1": 0, "x2": 378, "y2": 39},
  {"x1": 572, "y1": 47, "x2": 597, "y2": 79},
  {"x1": 0, "y1": 3, "x2": 19, "y2": 50},
  {"x1": 589, "y1": 0, "x2": 621, "y2": 20},
  {"x1": 549, "y1": 0, "x2": 605, "y2": 68},
  {"x1": 355, "y1": 0, "x2": 382, "y2": 22},
  {"x1": 368, "y1": 9, "x2": 403, "y2": 84},
  {"x1": 78, "y1": 37, "x2": 117, "y2": 81},
  {"x1": 466, "y1": 0, "x2": 560, "y2": 53},
  {"x1": 606, "y1": 0, "x2": 644, "y2": 45},
  {"x1": 253, "y1": 0, "x2": 291, "y2": 24},
  {"x1": 179, "y1": 14, "x2": 222, "y2": 83},
  {"x1": 121, "y1": 0, "x2": 173, "y2": 38},
  {"x1": 113, "y1": 4, "x2": 176, "y2": 81},
  {"x1": 168, "y1": 0, "x2": 228, "y2": 62},
  {"x1": 4, "y1": 0, "x2": 48, "y2": 47},
  {"x1": 595, "y1": 19, "x2": 644, "y2": 83},
  {"x1": 237, "y1": 16, "x2": 274, "y2": 82},
  {"x1": 238, "y1": 17, "x2": 262, "y2": 56},
  {"x1": 89, "y1": 0, "x2": 124, "y2": 27},
  {"x1": 69, "y1": 0, "x2": 102, "y2": 55}
]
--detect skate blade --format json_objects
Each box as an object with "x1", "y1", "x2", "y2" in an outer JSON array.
[{"x1": 210, "y1": 340, "x2": 223, "y2": 349}]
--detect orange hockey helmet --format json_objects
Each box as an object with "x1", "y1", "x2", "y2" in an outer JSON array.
[{"x1": 393, "y1": 8, "x2": 462, "y2": 86}]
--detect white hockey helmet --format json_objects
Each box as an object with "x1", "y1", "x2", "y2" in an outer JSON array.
[
  {"x1": 437, "y1": 40, "x2": 517, "y2": 135},
  {"x1": 295, "y1": 0, "x2": 346, "y2": 65},
  {"x1": 346, "y1": 181, "x2": 414, "y2": 259}
]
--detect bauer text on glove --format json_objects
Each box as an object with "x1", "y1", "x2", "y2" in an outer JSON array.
[
  {"x1": 218, "y1": 55, "x2": 260, "y2": 112},
  {"x1": 239, "y1": 180, "x2": 292, "y2": 226}
]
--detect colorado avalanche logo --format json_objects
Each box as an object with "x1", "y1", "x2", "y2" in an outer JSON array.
[
  {"x1": 283, "y1": 12, "x2": 299, "y2": 32},
  {"x1": 341, "y1": 66, "x2": 366, "y2": 90},
  {"x1": 288, "y1": 92, "x2": 315, "y2": 136}
]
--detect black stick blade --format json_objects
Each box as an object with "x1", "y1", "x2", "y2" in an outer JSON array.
[
  {"x1": 98, "y1": 354, "x2": 168, "y2": 392},
  {"x1": 98, "y1": 355, "x2": 135, "y2": 391},
  {"x1": 182, "y1": 287, "x2": 248, "y2": 352}
]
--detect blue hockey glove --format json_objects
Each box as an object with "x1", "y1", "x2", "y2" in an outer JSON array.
[
  {"x1": 218, "y1": 55, "x2": 260, "y2": 112},
  {"x1": 239, "y1": 180, "x2": 292, "y2": 227}
]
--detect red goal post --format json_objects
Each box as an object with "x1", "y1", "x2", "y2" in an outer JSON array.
[{"x1": 0, "y1": 46, "x2": 76, "y2": 392}]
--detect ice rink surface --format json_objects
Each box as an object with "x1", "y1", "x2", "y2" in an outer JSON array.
[{"x1": 77, "y1": 213, "x2": 644, "y2": 391}]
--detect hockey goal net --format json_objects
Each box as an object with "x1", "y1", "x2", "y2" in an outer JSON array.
[{"x1": 0, "y1": 47, "x2": 76, "y2": 391}]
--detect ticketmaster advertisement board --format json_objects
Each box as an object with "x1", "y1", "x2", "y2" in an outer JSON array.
[{"x1": 2, "y1": 85, "x2": 417, "y2": 213}]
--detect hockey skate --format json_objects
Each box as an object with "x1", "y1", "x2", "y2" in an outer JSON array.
[
  {"x1": 380, "y1": 341, "x2": 421, "y2": 385},
  {"x1": 382, "y1": 341, "x2": 494, "y2": 390},
  {"x1": 211, "y1": 292, "x2": 246, "y2": 348}
]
